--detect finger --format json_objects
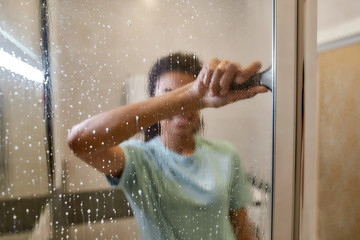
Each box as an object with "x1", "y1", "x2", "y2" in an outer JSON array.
[
  {"x1": 224, "y1": 86, "x2": 267, "y2": 104},
  {"x1": 241, "y1": 86, "x2": 268, "y2": 95},
  {"x1": 203, "y1": 58, "x2": 219, "y2": 86},
  {"x1": 219, "y1": 63, "x2": 238, "y2": 96},
  {"x1": 196, "y1": 67, "x2": 206, "y2": 82},
  {"x1": 207, "y1": 58, "x2": 220, "y2": 68},
  {"x1": 234, "y1": 63, "x2": 242, "y2": 71},
  {"x1": 235, "y1": 61, "x2": 262, "y2": 84},
  {"x1": 217, "y1": 59, "x2": 228, "y2": 70},
  {"x1": 209, "y1": 59, "x2": 228, "y2": 96}
]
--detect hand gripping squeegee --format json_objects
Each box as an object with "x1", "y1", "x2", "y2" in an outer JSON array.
[{"x1": 229, "y1": 66, "x2": 273, "y2": 92}]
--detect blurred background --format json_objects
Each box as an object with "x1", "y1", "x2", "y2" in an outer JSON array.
[{"x1": 0, "y1": 0, "x2": 359, "y2": 239}]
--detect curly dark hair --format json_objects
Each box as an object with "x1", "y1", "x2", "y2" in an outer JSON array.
[{"x1": 145, "y1": 52, "x2": 203, "y2": 141}]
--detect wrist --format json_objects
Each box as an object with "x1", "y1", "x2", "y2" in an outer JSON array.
[{"x1": 186, "y1": 81, "x2": 206, "y2": 110}]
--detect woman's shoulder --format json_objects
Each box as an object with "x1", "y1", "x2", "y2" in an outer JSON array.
[
  {"x1": 120, "y1": 136, "x2": 159, "y2": 152},
  {"x1": 119, "y1": 137, "x2": 162, "y2": 167},
  {"x1": 195, "y1": 136, "x2": 238, "y2": 155}
]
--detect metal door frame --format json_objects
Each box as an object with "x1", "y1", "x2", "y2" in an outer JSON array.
[{"x1": 272, "y1": 0, "x2": 318, "y2": 239}]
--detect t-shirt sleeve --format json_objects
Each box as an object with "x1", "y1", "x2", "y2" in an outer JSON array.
[
  {"x1": 105, "y1": 139, "x2": 146, "y2": 193},
  {"x1": 229, "y1": 153, "x2": 253, "y2": 211}
]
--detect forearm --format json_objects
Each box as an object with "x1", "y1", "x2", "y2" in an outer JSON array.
[
  {"x1": 67, "y1": 82, "x2": 203, "y2": 155},
  {"x1": 67, "y1": 58, "x2": 265, "y2": 156},
  {"x1": 230, "y1": 209, "x2": 257, "y2": 240}
]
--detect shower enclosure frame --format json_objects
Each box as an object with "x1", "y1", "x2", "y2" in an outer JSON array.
[{"x1": 271, "y1": 0, "x2": 317, "y2": 240}]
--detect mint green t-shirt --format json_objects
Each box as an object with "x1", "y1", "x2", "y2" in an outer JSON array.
[{"x1": 107, "y1": 136, "x2": 252, "y2": 240}]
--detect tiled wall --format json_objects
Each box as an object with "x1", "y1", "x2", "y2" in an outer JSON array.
[{"x1": 317, "y1": 42, "x2": 360, "y2": 239}]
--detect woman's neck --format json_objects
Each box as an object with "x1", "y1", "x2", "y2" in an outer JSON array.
[{"x1": 160, "y1": 133, "x2": 195, "y2": 156}]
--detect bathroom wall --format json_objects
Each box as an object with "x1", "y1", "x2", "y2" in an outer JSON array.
[{"x1": 317, "y1": 42, "x2": 360, "y2": 239}]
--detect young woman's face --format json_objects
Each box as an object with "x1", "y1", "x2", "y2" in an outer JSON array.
[{"x1": 155, "y1": 71, "x2": 200, "y2": 137}]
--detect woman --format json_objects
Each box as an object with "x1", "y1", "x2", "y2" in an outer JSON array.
[{"x1": 67, "y1": 52, "x2": 267, "y2": 239}]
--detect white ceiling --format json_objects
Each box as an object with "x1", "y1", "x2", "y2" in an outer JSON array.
[
  {"x1": 318, "y1": 0, "x2": 360, "y2": 30},
  {"x1": 318, "y1": 0, "x2": 360, "y2": 46}
]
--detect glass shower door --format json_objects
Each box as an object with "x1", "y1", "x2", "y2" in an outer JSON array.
[{"x1": 0, "y1": 0, "x2": 319, "y2": 239}]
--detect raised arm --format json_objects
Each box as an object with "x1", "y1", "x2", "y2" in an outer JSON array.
[
  {"x1": 66, "y1": 79, "x2": 202, "y2": 176},
  {"x1": 67, "y1": 58, "x2": 267, "y2": 176}
]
